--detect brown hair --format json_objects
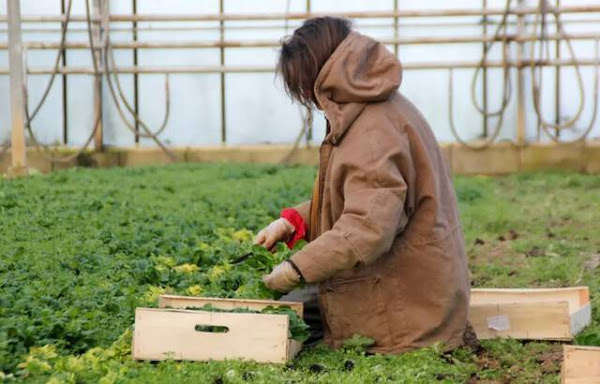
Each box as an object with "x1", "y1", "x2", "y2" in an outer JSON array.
[{"x1": 277, "y1": 17, "x2": 352, "y2": 107}]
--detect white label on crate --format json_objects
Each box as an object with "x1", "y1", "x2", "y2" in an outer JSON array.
[{"x1": 487, "y1": 315, "x2": 510, "y2": 331}]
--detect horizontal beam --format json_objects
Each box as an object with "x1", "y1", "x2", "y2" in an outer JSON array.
[
  {"x1": 2, "y1": 141, "x2": 600, "y2": 175},
  {"x1": 2, "y1": 5, "x2": 600, "y2": 23},
  {"x1": 2, "y1": 58, "x2": 597, "y2": 75},
  {"x1": 7, "y1": 32, "x2": 600, "y2": 51},
  {"x1": 4, "y1": 18, "x2": 600, "y2": 34}
]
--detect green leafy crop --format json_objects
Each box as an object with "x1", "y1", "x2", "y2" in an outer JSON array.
[
  {"x1": 575, "y1": 332, "x2": 600, "y2": 347},
  {"x1": 185, "y1": 304, "x2": 310, "y2": 342},
  {"x1": 1, "y1": 165, "x2": 599, "y2": 383}
]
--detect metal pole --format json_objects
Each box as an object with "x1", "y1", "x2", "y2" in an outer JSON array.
[
  {"x1": 219, "y1": 0, "x2": 226, "y2": 144},
  {"x1": 7, "y1": 6, "x2": 600, "y2": 22},
  {"x1": 133, "y1": 0, "x2": 139, "y2": 144},
  {"x1": 306, "y1": 0, "x2": 312, "y2": 146},
  {"x1": 13, "y1": 32, "x2": 600, "y2": 50},
  {"x1": 61, "y1": 0, "x2": 68, "y2": 145},
  {"x1": 7, "y1": 18, "x2": 600, "y2": 33},
  {"x1": 516, "y1": 0, "x2": 526, "y2": 146},
  {"x1": 92, "y1": 0, "x2": 103, "y2": 150},
  {"x1": 393, "y1": 0, "x2": 399, "y2": 57},
  {"x1": 482, "y1": 0, "x2": 489, "y2": 138},
  {"x1": 555, "y1": 0, "x2": 561, "y2": 138},
  {"x1": 7, "y1": 0, "x2": 27, "y2": 176},
  {"x1": 7, "y1": 57, "x2": 600, "y2": 76}
]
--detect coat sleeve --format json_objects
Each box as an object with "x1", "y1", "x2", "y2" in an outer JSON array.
[
  {"x1": 293, "y1": 200, "x2": 311, "y2": 223},
  {"x1": 289, "y1": 131, "x2": 410, "y2": 284}
]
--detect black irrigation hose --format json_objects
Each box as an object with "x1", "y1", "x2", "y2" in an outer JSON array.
[
  {"x1": 20, "y1": 0, "x2": 176, "y2": 164},
  {"x1": 447, "y1": 0, "x2": 514, "y2": 149},
  {"x1": 26, "y1": 0, "x2": 73, "y2": 122},
  {"x1": 99, "y1": 0, "x2": 177, "y2": 160},
  {"x1": 22, "y1": 0, "x2": 101, "y2": 164},
  {"x1": 104, "y1": 34, "x2": 172, "y2": 140},
  {"x1": 529, "y1": 0, "x2": 597, "y2": 138},
  {"x1": 537, "y1": 39, "x2": 599, "y2": 143},
  {"x1": 102, "y1": 40, "x2": 177, "y2": 160},
  {"x1": 15, "y1": 0, "x2": 599, "y2": 163},
  {"x1": 448, "y1": 66, "x2": 508, "y2": 150},
  {"x1": 470, "y1": 0, "x2": 514, "y2": 117},
  {"x1": 449, "y1": 0, "x2": 599, "y2": 147}
]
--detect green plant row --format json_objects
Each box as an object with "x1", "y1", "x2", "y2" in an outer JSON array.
[
  {"x1": 1, "y1": 165, "x2": 599, "y2": 383},
  {"x1": 184, "y1": 304, "x2": 310, "y2": 342}
]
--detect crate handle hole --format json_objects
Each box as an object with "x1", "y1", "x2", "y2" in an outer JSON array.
[{"x1": 195, "y1": 324, "x2": 229, "y2": 333}]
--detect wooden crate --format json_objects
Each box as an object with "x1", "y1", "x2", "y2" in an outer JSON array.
[
  {"x1": 562, "y1": 345, "x2": 600, "y2": 384},
  {"x1": 469, "y1": 287, "x2": 591, "y2": 340},
  {"x1": 158, "y1": 295, "x2": 303, "y2": 316},
  {"x1": 132, "y1": 296, "x2": 304, "y2": 363}
]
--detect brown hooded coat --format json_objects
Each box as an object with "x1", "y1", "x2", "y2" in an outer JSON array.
[{"x1": 288, "y1": 31, "x2": 470, "y2": 353}]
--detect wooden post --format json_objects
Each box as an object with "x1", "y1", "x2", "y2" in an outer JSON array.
[
  {"x1": 516, "y1": 0, "x2": 526, "y2": 146},
  {"x1": 306, "y1": 0, "x2": 312, "y2": 146},
  {"x1": 133, "y1": 0, "x2": 140, "y2": 144},
  {"x1": 482, "y1": 0, "x2": 489, "y2": 137},
  {"x1": 6, "y1": 0, "x2": 27, "y2": 176},
  {"x1": 393, "y1": 0, "x2": 399, "y2": 57},
  {"x1": 219, "y1": 0, "x2": 226, "y2": 144},
  {"x1": 92, "y1": 0, "x2": 103, "y2": 150},
  {"x1": 554, "y1": 0, "x2": 561, "y2": 139},
  {"x1": 61, "y1": 0, "x2": 68, "y2": 145}
]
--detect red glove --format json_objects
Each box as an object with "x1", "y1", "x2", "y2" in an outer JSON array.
[{"x1": 280, "y1": 208, "x2": 307, "y2": 249}]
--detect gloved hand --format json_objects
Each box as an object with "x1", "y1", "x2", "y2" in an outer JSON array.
[
  {"x1": 254, "y1": 218, "x2": 295, "y2": 250},
  {"x1": 262, "y1": 261, "x2": 301, "y2": 293}
]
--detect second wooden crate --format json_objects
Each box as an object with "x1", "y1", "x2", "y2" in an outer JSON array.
[
  {"x1": 562, "y1": 345, "x2": 600, "y2": 384},
  {"x1": 469, "y1": 287, "x2": 591, "y2": 340}
]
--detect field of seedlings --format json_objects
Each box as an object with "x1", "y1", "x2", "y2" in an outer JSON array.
[{"x1": 1, "y1": 164, "x2": 599, "y2": 383}]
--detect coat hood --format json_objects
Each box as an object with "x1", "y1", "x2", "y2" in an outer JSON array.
[{"x1": 314, "y1": 31, "x2": 403, "y2": 144}]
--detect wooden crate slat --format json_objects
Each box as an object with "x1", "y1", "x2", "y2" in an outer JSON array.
[
  {"x1": 562, "y1": 379, "x2": 600, "y2": 384},
  {"x1": 132, "y1": 308, "x2": 290, "y2": 363},
  {"x1": 471, "y1": 287, "x2": 589, "y2": 315},
  {"x1": 469, "y1": 287, "x2": 591, "y2": 340},
  {"x1": 469, "y1": 301, "x2": 572, "y2": 340},
  {"x1": 562, "y1": 345, "x2": 600, "y2": 384},
  {"x1": 159, "y1": 294, "x2": 303, "y2": 317},
  {"x1": 570, "y1": 303, "x2": 593, "y2": 337}
]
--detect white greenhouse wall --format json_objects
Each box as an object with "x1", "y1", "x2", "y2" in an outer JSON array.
[{"x1": 0, "y1": 0, "x2": 599, "y2": 147}]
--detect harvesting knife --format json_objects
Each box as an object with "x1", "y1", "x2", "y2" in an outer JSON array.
[{"x1": 231, "y1": 251, "x2": 253, "y2": 265}]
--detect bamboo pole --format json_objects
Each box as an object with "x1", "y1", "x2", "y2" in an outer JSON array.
[
  {"x1": 6, "y1": 57, "x2": 599, "y2": 76},
  {"x1": 6, "y1": 0, "x2": 27, "y2": 176},
  {"x1": 6, "y1": 18, "x2": 599, "y2": 34},
  {"x1": 4, "y1": 5, "x2": 600, "y2": 22},
  {"x1": 61, "y1": 0, "x2": 68, "y2": 145},
  {"x1": 92, "y1": 0, "x2": 103, "y2": 151},
  {"x1": 555, "y1": 0, "x2": 561, "y2": 139},
  {"x1": 393, "y1": 0, "x2": 399, "y2": 57},
  {"x1": 306, "y1": 0, "x2": 312, "y2": 145},
  {"x1": 133, "y1": 0, "x2": 139, "y2": 144},
  {"x1": 482, "y1": 0, "x2": 489, "y2": 138},
  {"x1": 516, "y1": 0, "x2": 526, "y2": 146},
  {"x1": 12, "y1": 32, "x2": 600, "y2": 50},
  {"x1": 219, "y1": 0, "x2": 226, "y2": 144}
]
